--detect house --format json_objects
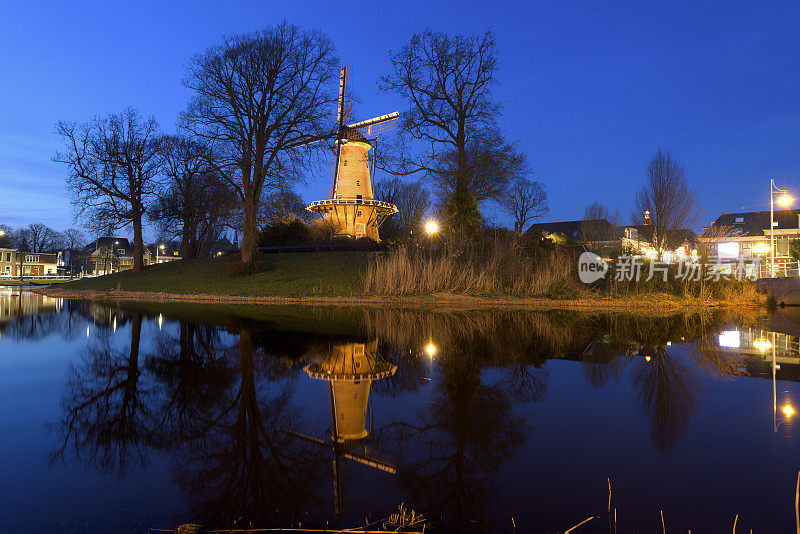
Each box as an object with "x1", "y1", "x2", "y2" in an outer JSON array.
[
  {"x1": 525, "y1": 219, "x2": 645, "y2": 255},
  {"x1": 0, "y1": 248, "x2": 15, "y2": 276},
  {"x1": 74, "y1": 237, "x2": 153, "y2": 275},
  {"x1": 701, "y1": 209, "x2": 800, "y2": 275},
  {"x1": 0, "y1": 250, "x2": 58, "y2": 277},
  {"x1": 525, "y1": 219, "x2": 697, "y2": 259},
  {"x1": 149, "y1": 244, "x2": 182, "y2": 264}
]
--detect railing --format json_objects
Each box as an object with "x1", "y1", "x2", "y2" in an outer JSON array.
[{"x1": 307, "y1": 198, "x2": 398, "y2": 211}]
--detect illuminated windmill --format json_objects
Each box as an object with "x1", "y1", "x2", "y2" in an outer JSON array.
[
  {"x1": 303, "y1": 66, "x2": 399, "y2": 240},
  {"x1": 286, "y1": 338, "x2": 397, "y2": 516}
]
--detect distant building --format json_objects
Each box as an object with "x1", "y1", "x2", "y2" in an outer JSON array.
[
  {"x1": 701, "y1": 209, "x2": 800, "y2": 275},
  {"x1": 149, "y1": 244, "x2": 182, "y2": 264},
  {"x1": 74, "y1": 237, "x2": 153, "y2": 275},
  {"x1": 206, "y1": 236, "x2": 237, "y2": 257},
  {"x1": 0, "y1": 248, "x2": 15, "y2": 276}
]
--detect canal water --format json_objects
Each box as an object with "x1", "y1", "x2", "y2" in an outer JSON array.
[{"x1": 1, "y1": 287, "x2": 800, "y2": 533}]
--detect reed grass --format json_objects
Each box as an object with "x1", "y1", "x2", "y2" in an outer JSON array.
[{"x1": 364, "y1": 234, "x2": 581, "y2": 298}]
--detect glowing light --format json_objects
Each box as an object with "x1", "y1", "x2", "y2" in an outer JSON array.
[
  {"x1": 778, "y1": 193, "x2": 794, "y2": 208},
  {"x1": 718, "y1": 330, "x2": 741, "y2": 348},
  {"x1": 645, "y1": 356, "x2": 652, "y2": 362},
  {"x1": 753, "y1": 338, "x2": 772, "y2": 353},
  {"x1": 86, "y1": 325, "x2": 90, "y2": 338},
  {"x1": 645, "y1": 249, "x2": 657, "y2": 259},
  {"x1": 752, "y1": 242, "x2": 770, "y2": 255},
  {"x1": 424, "y1": 342, "x2": 438, "y2": 358},
  {"x1": 112, "y1": 316, "x2": 117, "y2": 333},
  {"x1": 158, "y1": 313, "x2": 163, "y2": 330},
  {"x1": 782, "y1": 404, "x2": 796, "y2": 418},
  {"x1": 424, "y1": 220, "x2": 440, "y2": 236}
]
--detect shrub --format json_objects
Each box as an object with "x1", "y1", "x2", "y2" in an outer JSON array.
[
  {"x1": 224, "y1": 254, "x2": 272, "y2": 277},
  {"x1": 258, "y1": 219, "x2": 311, "y2": 247}
]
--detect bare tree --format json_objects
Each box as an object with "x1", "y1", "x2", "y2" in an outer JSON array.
[
  {"x1": 62, "y1": 228, "x2": 86, "y2": 275},
  {"x1": 259, "y1": 190, "x2": 309, "y2": 227},
  {"x1": 374, "y1": 176, "x2": 430, "y2": 240},
  {"x1": 499, "y1": 177, "x2": 548, "y2": 233},
  {"x1": 579, "y1": 202, "x2": 620, "y2": 251},
  {"x1": 182, "y1": 23, "x2": 339, "y2": 263},
  {"x1": 0, "y1": 224, "x2": 11, "y2": 248},
  {"x1": 632, "y1": 149, "x2": 700, "y2": 254},
  {"x1": 431, "y1": 135, "x2": 527, "y2": 209},
  {"x1": 15, "y1": 223, "x2": 64, "y2": 253},
  {"x1": 151, "y1": 135, "x2": 236, "y2": 259},
  {"x1": 379, "y1": 29, "x2": 501, "y2": 233},
  {"x1": 54, "y1": 108, "x2": 162, "y2": 272}
]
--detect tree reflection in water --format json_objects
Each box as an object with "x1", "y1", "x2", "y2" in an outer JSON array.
[
  {"x1": 44, "y1": 304, "x2": 762, "y2": 529},
  {"x1": 164, "y1": 319, "x2": 327, "y2": 529},
  {"x1": 49, "y1": 311, "x2": 156, "y2": 478}
]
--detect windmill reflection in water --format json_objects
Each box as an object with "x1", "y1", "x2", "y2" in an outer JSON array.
[{"x1": 286, "y1": 338, "x2": 397, "y2": 517}]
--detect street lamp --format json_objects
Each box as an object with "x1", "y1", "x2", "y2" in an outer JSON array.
[
  {"x1": 156, "y1": 243, "x2": 165, "y2": 264},
  {"x1": 770, "y1": 179, "x2": 794, "y2": 277},
  {"x1": 424, "y1": 220, "x2": 440, "y2": 236}
]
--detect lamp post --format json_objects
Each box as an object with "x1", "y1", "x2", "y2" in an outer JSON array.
[
  {"x1": 156, "y1": 243, "x2": 165, "y2": 264},
  {"x1": 772, "y1": 330, "x2": 796, "y2": 432},
  {"x1": 770, "y1": 179, "x2": 793, "y2": 278}
]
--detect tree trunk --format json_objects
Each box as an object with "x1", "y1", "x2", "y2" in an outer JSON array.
[
  {"x1": 241, "y1": 194, "x2": 258, "y2": 264},
  {"x1": 132, "y1": 215, "x2": 144, "y2": 272},
  {"x1": 181, "y1": 222, "x2": 192, "y2": 259}
]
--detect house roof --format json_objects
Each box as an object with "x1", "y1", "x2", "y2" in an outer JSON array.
[
  {"x1": 707, "y1": 209, "x2": 800, "y2": 237},
  {"x1": 525, "y1": 219, "x2": 615, "y2": 239}
]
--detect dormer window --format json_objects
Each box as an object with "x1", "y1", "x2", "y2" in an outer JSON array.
[{"x1": 734, "y1": 217, "x2": 744, "y2": 223}]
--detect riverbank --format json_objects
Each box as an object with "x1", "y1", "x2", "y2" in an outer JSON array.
[
  {"x1": 31, "y1": 252, "x2": 769, "y2": 314},
  {"x1": 32, "y1": 287, "x2": 767, "y2": 315}
]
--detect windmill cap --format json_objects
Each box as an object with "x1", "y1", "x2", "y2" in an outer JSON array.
[{"x1": 340, "y1": 126, "x2": 369, "y2": 144}]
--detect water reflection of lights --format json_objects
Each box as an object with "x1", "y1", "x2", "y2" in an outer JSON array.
[
  {"x1": 424, "y1": 342, "x2": 438, "y2": 359},
  {"x1": 782, "y1": 404, "x2": 796, "y2": 418},
  {"x1": 86, "y1": 325, "x2": 90, "y2": 338},
  {"x1": 718, "y1": 330, "x2": 741, "y2": 348},
  {"x1": 112, "y1": 316, "x2": 117, "y2": 333},
  {"x1": 158, "y1": 314, "x2": 163, "y2": 330},
  {"x1": 753, "y1": 338, "x2": 772, "y2": 353}
]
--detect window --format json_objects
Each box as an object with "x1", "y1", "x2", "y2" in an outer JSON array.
[
  {"x1": 735, "y1": 217, "x2": 744, "y2": 223},
  {"x1": 118, "y1": 249, "x2": 125, "y2": 255},
  {"x1": 717, "y1": 242, "x2": 739, "y2": 259},
  {"x1": 356, "y1": 180, "x2": 360, "y2": 186},
  {"x1": 355, "y1": 222, "x2": 366, "y2": 235},
  {"x1": 5, "y1": 253, "x2": 9, "y2": 262},
  {"x1": 357, "y1": 210, "x2": 362, "y2": 217},
  {"x1": 356, "y1": 194, "x2": 362, "y2": 200},
  {"x1": 343, "y1": 160, "x2": 348, "y2": 166},
  {"x1": 773, "y1": 221, "x2": 779, "y2": 227},
  {"x1": 777, "y1": 237, "x2": 789, "y2": 256}
]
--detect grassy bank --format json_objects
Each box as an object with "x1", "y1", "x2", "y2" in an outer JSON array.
[
  {"x1": 59, "y1": 252, "x2": 368, "y2": 297},
  {"x1": 37, "y1": 248, "x2": 768, "y2": 313}
]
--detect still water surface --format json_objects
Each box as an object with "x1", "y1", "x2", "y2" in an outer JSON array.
[{"x1": 2, "y1": 287, "x2": 800, "y2": 532}]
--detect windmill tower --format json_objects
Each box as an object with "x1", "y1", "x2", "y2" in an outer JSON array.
[
  {"x1": 304, "y1": 67, "x2": 399, "y2": 240},
  {"x1": 287, "y1": 338, "x2": 397, "y2": 516}
]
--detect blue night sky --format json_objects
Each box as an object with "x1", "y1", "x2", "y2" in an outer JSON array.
[{"x1": 1, "y1": 0, "x2": 799, "y2": 236}]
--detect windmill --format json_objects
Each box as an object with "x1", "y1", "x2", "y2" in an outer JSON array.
[
  {"x1": 301, "y1": 66, "x2": 399, "y2": 241},
  {"x1": 285, "y1": 338, "x2": 397, "y2": 517}
]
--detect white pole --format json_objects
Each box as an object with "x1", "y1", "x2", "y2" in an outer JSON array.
[{"x1": 771, "y1": 178, "x2": 775, "y2": 278}]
